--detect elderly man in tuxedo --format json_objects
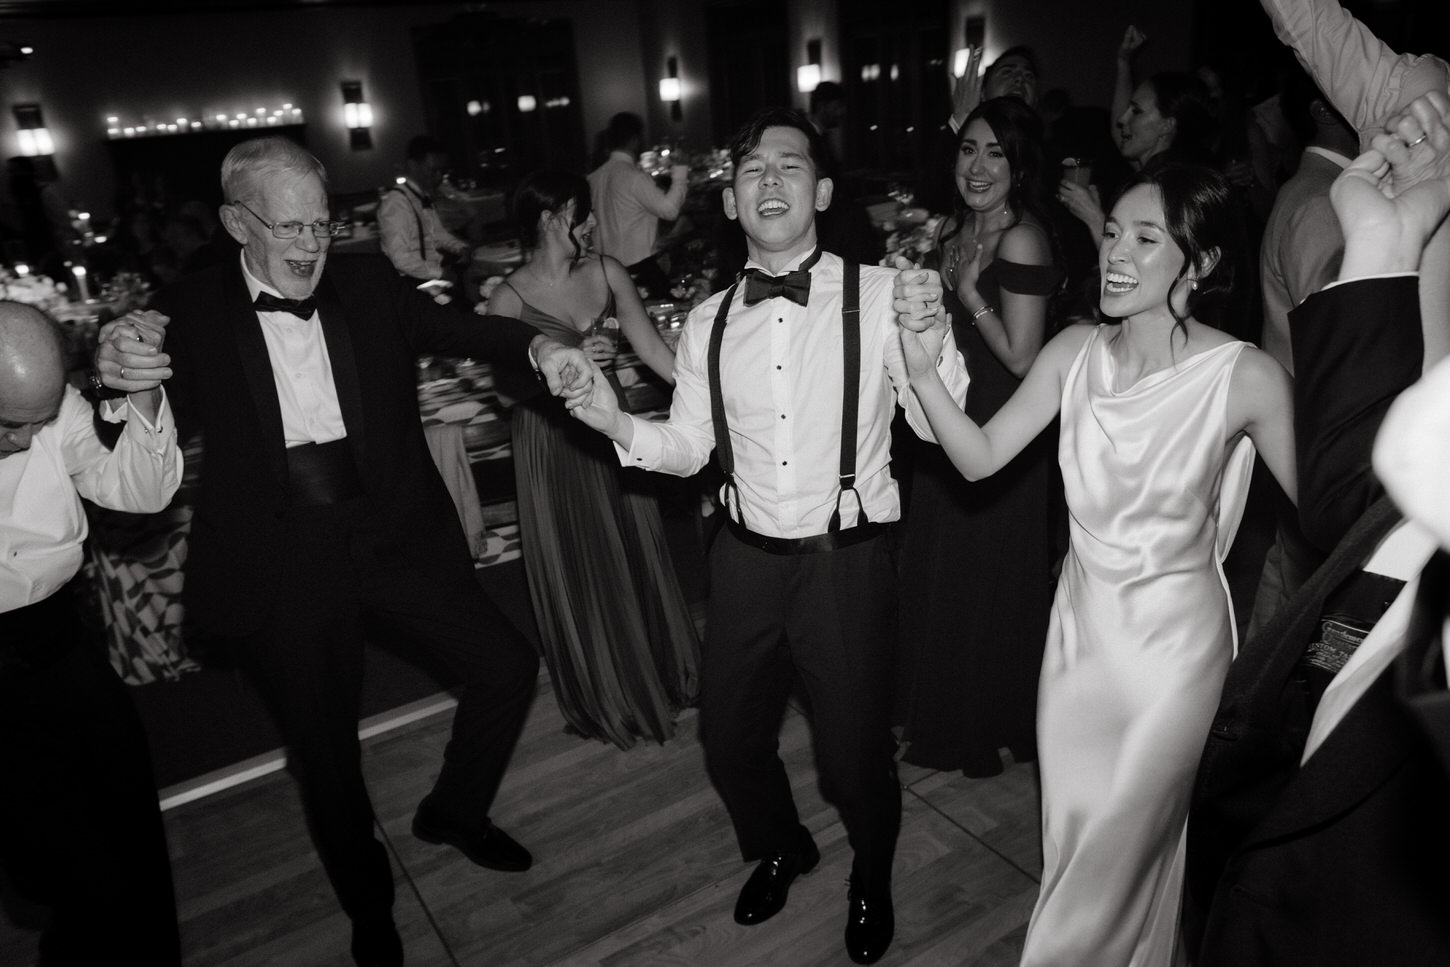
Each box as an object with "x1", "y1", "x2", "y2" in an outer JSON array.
[{"x1": 97, "y1": 135, "x2": 591, "y2": 967}]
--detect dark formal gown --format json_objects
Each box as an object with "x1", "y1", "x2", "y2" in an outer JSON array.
[
  {"x1": 506, "y1": 291, "x2": 700, "y2": 749},
  {"x1": 896, "y1": 256, "x2": 1064, "y2": 777}
]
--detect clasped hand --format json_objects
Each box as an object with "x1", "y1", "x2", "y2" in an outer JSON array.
[
  {"x1": 1332, "y1": 90, "x2": 1450, "y2": 274},
  {"x1": 893, "y1": 255, "x2": 951, "y2": 381},
  {"x1": 94, "y1": 309, "x2": 172, "y2": 393}
]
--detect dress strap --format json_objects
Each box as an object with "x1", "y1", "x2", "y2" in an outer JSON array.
[{"x1": 598, "y1": 250, "x2": 617, "y2": 318}]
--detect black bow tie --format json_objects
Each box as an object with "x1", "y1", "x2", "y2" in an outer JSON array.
[
  {"x1": 742, "y1": 248, "x2": 822, "y2": 307},
  {"x1": 254, "y1": 291, "x2": 318, "y2": 319}
]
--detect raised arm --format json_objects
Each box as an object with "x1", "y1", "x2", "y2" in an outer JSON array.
[
  {"x1": 1290, "y1": 92, "x2": 1450, "y2": 549},
  {"x1": 1259, "y1": 0, "x2": 1450, "y2": 368},
  {"x1": 1112, "y1": 25, "x2": 1148, "y2": 132},
  {"x1": 633, "y1": 165, "x2": 690, "y2": 221},
  {"x1": 902, "y1": 322, "x2": 1088, "y2": 480}
]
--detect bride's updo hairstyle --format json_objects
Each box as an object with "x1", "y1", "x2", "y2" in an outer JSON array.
[
  {"x1": 1120, "y1": 160, "x2": 1244, "y2": 333},
  {"x1": 513, "y1": 170, "x2": 592, "y2": 259}
]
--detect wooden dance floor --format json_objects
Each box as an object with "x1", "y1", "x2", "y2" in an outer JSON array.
[{"x1": 0, "y1": 668, "x2": 1042, "y2": 966}]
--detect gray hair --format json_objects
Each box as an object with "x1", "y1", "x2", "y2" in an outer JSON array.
[{"x1": 221, "y1": 136, "x2": 328, "y2": 204}]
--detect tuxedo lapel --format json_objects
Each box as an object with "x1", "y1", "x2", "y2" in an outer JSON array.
[
  {"x1": 226, "y1": 266, "x2": 288, "y2": 487},
  {"x1": 1397, "y1": 551, "x2": 1450, "y2": 776},
  {"x1": 1245, "y1": 667, "x2": 1415, "y2": 846},
  {"x1": 314, "y1": 273, "x2": 366, "y2": 461}
]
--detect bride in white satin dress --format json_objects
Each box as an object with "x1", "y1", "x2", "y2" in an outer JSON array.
[{"x1": 900, "y1": 162, "x2": 1298, "y2": 966}]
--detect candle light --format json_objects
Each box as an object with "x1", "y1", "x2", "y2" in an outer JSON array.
[
  {"x1": 72, "y1": 265, "x2": 92, "y2": 302},
  {"x1": 13, "y1": 263, "x2": 29, "y2": 277}
]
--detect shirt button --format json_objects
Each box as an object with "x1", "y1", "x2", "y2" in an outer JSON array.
[
  {"x1": 780, "y1": 414, "x2": 786, "y2": 419},
  {"x1": 782, "y1": 460, "x2": 788, "y2": 466}
]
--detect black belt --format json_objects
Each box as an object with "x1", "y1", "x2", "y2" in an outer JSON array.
[
  {"x1": 0, "y1": 581, "x2": 83, "y2": 674},
  {"x1": 726, "y1": 517, "x2": 886, "y2": 555},
  {"x1": 286, "y1": 439, "x2": 364, "y2": 507}
]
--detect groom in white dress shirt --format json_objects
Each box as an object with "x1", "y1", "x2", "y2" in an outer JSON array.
[{"x1": 571, "y1": 107, "x2": 967, "y2": 965}]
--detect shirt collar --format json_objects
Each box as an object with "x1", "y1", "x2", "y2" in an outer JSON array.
[
  {"x1": 1304, "y1": 145, "x2": 1353, "y2": 169},
  {"x1": 743, "y1": 245, "x2": 829, "y2": 276},
  {"x1": 239, "y1": 250, "x2": 272, "y2": 302}
]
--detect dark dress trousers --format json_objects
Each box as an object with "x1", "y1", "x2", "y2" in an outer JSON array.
[
  {"x1": 0, "y1": 586, "x2": 181, "y2": 965},
  {"x1": 152, "y1": 254, "x2": 544, "y2": 922},
  {"x1": 1185, "y1": 277, "x2": 1450, "y2": 965}
]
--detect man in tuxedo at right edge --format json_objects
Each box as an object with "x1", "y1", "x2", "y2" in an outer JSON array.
[{"x1": 1186, "y1": 90, "x2": 1450, "y2": 966}]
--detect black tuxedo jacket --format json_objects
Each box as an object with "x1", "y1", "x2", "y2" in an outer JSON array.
[
  {"x1": 1185, "y1": 276, "x2": 1450, "y2": 965},
  {"x1": 153, "y1": 253, "x2": 541, "y2": 635}
]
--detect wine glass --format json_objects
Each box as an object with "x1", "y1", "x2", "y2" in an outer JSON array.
[{"x1": 586, "y1": 316, "x2": 620, "y2": 371}]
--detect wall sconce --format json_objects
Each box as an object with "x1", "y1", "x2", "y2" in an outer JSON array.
[
  {"x1": 13, "y1": 103, "x2": 54, "y2": 157},
  {"x1": 659, "y1": 56, "x2": 682, "y2": 122},
  {"x1": 517, "y1": 95, "x2": 537, "y2": 113},
  {"x1": 797, "y1": 38, "x2": 822, "y2": 94},
  {"x1": 341, "y1": 80, "x2": 373, "y2": 150}
]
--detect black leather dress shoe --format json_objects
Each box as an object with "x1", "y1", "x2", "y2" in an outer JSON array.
[
  {"x1": 350, "y1": 917, "x2": 403, "y2": 967},
  {"x1": 733, "y1": 835, "x2": 821, "y2": 925},
  {"x1": 844, "y1": 882, "x2": 894, "y2": 964},
  {"x1": 412, "y1": 802, "x2": 532, "y2": 872}
]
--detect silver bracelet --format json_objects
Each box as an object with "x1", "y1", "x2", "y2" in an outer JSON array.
[{"x1": 972, "y1": 304, "x2": 996, "y2": 322}]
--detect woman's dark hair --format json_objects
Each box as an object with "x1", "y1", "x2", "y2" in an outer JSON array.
[
  {"x1": 1118, "y1": 159, "x2": 1243, "y2": 335},
  {"x1": 942, "y1": 97, "x2": 1059, "y2": 271},
  {"x1": 727, "y1": 106, "x2": 827, "y2": 174},
  {"x1": 512, "y1": 170, "x2": 591, "y2": 258},
  {"x1": 1146, "y1": 72, "x2": 1218, "y2": 166}
]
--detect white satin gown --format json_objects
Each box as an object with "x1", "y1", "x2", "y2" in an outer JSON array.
[{"x1": 1019, "y1": 326, "x2": 1256, "y2": 967}]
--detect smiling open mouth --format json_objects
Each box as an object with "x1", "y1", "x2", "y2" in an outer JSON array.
[
  {"x1": 966, "y1": 180, "x2": 993, "y2": 193},
  {"x1": 757, "y1": 199, "x2": 789, "y2": 216},
  {"x1": 1104, "y1": 272, "x2": 1138, "y2": 293},
  {"x1": 284, "y1": 259, "x2": 318, "y2": 277}
]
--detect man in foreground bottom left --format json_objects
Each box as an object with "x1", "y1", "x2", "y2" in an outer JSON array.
[{"x1": 0, "y1": 300, "x2": 183, "y2": 964}]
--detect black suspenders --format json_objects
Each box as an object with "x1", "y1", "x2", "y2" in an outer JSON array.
[{"x1": 707, "y1": 253, "x2": 867, "y2": 536}]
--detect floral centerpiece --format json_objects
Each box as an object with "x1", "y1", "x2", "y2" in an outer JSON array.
[
  {"x1": 99, "y1": 270, "x2": 152, "y2": 314},
  {"x1": 880, "y1": 214, "x2": 943, "y2": 269},
  {"x1": 0, "y1": 266, "x2": 70, "y2": 314}
]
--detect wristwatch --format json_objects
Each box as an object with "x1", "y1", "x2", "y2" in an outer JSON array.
[{"x1": 87, "y1": 368, "x2": 127, "y2": 400}]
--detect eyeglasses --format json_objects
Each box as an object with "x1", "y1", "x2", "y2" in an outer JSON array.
[{"x1": 231, "y1": 199, "x2": 346, "y2": 240}]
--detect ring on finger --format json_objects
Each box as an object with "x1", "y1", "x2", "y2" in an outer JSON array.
[
  {"x1": 1408, "y1": 132, "x2": 1429, "y2": 147},
  {"x1": 120, "y1": 366, "x2": 126, "y2": 379}
]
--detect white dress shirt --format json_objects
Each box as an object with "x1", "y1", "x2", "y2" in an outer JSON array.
[
  {"x1": 619, "y1": 250, "x2": 968, "y2": 538},
  {"x1": 1, "y1": 384, "x2": 181, "y2": 611},
  {"x1": 240, "y1": 254, "x2": 348, "y2": 447},
  {"x1": 587, "y1": 151, "x2": 688, "y2": 267},
  {"x1": 377, "y1": 178, "x2": 470, "y2": 281}
]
